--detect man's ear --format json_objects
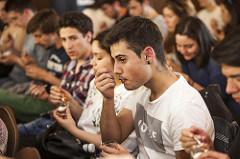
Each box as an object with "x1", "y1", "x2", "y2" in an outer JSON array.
[
  {"x1": 85, "y1": 31, "x2": 93, "y2": 43},
  {"x1": 143, "y1": 47, "x2": 154, "y2": 65}
]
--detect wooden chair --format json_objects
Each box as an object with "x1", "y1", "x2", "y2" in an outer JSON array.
[{"x1": 0, "y1": 105, "x2": 19, "y2": 157}]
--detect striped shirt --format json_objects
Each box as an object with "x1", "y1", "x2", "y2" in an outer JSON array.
[{"x1": 60, "y1": 54, "x2": 94, "y2": 106}]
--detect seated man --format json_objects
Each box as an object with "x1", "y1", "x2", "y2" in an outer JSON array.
[
  {"x1": 96, "y1": 16, "x2": 214, "y2": 159},
  {"x1": 0, "y1": 0, "x2": 49, "y2": 91},
  {"x1": 0, "y1": 8, "x2": 70, "y2": 122},
  {"x1": 17, "y1": 11, "x2": 94, "y2": 135}
]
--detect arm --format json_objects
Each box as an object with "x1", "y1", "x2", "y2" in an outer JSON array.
[
  {"x1": 179, "y1": 126, "x2": 213, "y2": 153},
  {"x1": 53, "y1": 108, "x2": 102, "y2": 146},
  {"x1": 181, "y1": 73, "x2": 204, "y2": 90},
  {"x1": 48, "y1": 86, "x2": 84, "y2": 119},
  {"x1": 0, "y1": 53, "x2": 25, "y2": 68},
  {"x1": 175, "y1": 151, "x2": 191, "y2": 159},
  {"x1": 25, "y1": 65, "x2": 61, "y2": 85},
  {"x1": 95, "y1": 68, "x2": 134, "y2": 143},
  {"x1": 60, "y1": 88, "x2": 83, "y2": 121}
]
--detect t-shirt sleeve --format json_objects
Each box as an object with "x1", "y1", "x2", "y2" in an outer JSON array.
[{"x1": 169, "y1": 102, "x2": 214, "y2": 151}]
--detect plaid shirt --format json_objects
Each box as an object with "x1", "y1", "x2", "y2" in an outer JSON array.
[{"x1": 60, "y1": 54, "x2": 94, "y2": 106}]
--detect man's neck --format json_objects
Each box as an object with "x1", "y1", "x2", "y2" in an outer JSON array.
[
  {"x1": 145, "y1": 66, "x2": 178, "y2": 101},
  {"x1": 75, "y1": 47, "x2": 91, "y2": 73},
  {"x1": 54, "y1": 37, "x2": 63, "y2": 49}
]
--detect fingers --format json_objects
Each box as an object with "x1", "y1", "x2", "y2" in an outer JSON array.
[
  {"x1": 198, "y1": 150, "x2": 230, "y2": 159},
  {"x1": 49, "y1": 86, "x2": 62, "y2": 104}
]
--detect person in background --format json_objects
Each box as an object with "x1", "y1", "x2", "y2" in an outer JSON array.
[
  {"x1": 174, "y1": 16, "x2": 240, "y2": 115},
  {"x1": 0, "y1": 0, "x2": 49, "y2": 92},
  {"x1": 0, "y1": 118, "x2": 8, "y2": 155},
  {"x1": 0, "y1": 0, "x2": 25, "y2": 78},
  {"x1": 17, "y1": 11, "x2": 94, "y2": 137},
  {"x1": 197, "y1": 0, "x2": 224, "y2": 36},
  {"x1": 96, "y1": 0, "x2": 130, "y2": 24},
  {"x1": 126, "y1": 0, "x2": 168, "y2": 39},
  {"x1": 211, "y1": 0, "x2": 240, "y2": 41},
  {"x1": 0, "y1": 9, "x2": 70, "y2": 122},
  {"x1": 162, "y1": 0, "x2": 189, "y2": 72}
]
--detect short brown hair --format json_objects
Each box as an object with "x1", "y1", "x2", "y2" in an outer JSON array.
[{"x1": 27, "y1": 8, "x2": 59, "y2": 34}]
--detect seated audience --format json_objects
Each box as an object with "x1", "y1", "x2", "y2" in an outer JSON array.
[
  {"x1": 211, "y1": 0, "x2": 240, "y2": 41},
  {"x1": 0, "y1": 8, "x2": 70, "y2": 122},
  {"x1": 180, "y1": 28, "x2": 240, "y2": 159},
  {"x1": 197, "y1": 0, "x2": 224, "y2": 36},
  {"x1": 126, "y1": 0, "x2": 168, "y2": 39},
  {"x1": 17, "y1": 11, "x2": 94, "y2": 135},
  {"x1": 174, "y1": 16, "x2": 240, "y2": 114},
  {"x1": 162, "y1": 0, "x2": 190, "y2": 71}
]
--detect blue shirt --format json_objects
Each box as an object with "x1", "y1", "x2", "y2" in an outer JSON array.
[{"x1": 182, "y1": 58, "x2": 240, "y2": 114}]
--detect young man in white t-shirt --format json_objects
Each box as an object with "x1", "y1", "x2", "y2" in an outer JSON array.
[{"x1": 95, "y1": 16, "x2": 214, "y2": 159}]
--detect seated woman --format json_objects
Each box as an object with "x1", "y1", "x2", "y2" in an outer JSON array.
[
  {"x1": 174, "y1": 16, "x2": 240, "y2": 114},
  {"x1": 51, "y1": 30, "x2": 144, "y2": 157},
  {"x1": 162, "y1": 0, "x2": 193, "y2": 72}
]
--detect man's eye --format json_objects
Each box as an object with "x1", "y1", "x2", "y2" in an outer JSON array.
[
  {"x1": 235, "y1": 77, "x2": 240, "y2": 81},
  {"x1": 120, "y1": 58, "x2": 126, "y2": 63},
  {"x1": 97, "y1": 58, "x2": 102, "y2": 60}
]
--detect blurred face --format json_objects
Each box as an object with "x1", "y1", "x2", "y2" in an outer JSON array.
[
  {"x1": 198, "y1": 0, "x2": 211, "y2": 8},
  {"x1": 32, "y1": 29, "x2": 55, "y2": 49},
  {"x1": 222, "y1": 65, "x2": 240, "y2": 103},
  {"x1": 101, "y1": 3, "x2": 118, "y2": 19},
  {"x1": 7, "y1": 11, "x2": 28, "y2": 28},
  {"x1": 220, "y1": 3, "x2": 231, "y2": 25},
  {"x1": 90, "y1": 40, "x2": 114, "y2": 74},
  {"x1": 111, "y1": 41, "x2": 151, "y2": 90},
  {"x1": 60, "y1": 27, "x2": 91, "y2": 61},
  {"x1": 175, "y1": 34, "x2": 199, "y2": 61},
  {"x1": 0, "y1": 1, "x2": 8, "y2": 23},
  {"x1": 163, "y1": 7, "x2": 180, "y2": 32},
  {"x1": 128, "y1": 0, "x2": 143, "y2": 16}
]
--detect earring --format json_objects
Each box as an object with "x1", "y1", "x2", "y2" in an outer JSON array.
[{"x1": 147, "y1": 61, "x2": 150, "y2": 65}]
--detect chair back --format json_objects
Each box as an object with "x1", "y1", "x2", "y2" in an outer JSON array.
[
  {"x1": 199, "y1": 84, "x2": 239, "y2": 153},
  {"x1": 0, "y1": 105, "x2": 19, "y2": 157}
]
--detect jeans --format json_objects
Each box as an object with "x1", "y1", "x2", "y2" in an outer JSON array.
[{"x1": 18, "y1": 115, "x2": 53, "y2": 135}]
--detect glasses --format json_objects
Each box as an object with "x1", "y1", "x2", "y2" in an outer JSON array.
[{"x1": 190, "y1": 137, "x2": 211, "y2": 159}]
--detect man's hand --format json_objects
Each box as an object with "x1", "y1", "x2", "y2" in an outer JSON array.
[
  {"x1": 198, "y1": 150, "x2": 230, "y2": 159},
  {"x1": 99, "y1": 143, "x2": 131, "y2": 158},
  {"x1": 1, "y1": 32, "x2": 14, "y2": 51},
  {"x1": 25, "y1": 65, "x2": 47, "y2": 80},
  {"x1": 0, "y1": 54, "x2": 18, "y2": 65},
  {"x1": 179, "y1": 126, "x2": 212, "y2": 153},
  {"x1": 21, "y1": 51, "x2": 36, "y2": 66},
  {"x1": 29, "y1": 84, "x2": 49, "y2": 101},
  {"x1": 95, "y1": 68, "x2": 116, "y2": 99}
]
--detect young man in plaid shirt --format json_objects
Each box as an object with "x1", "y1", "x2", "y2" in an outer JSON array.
[{"x1": 17, "y1": 11, "x2": 95, "y2": 136}]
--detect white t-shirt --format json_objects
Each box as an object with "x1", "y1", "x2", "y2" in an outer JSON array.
[
  {"x1": 151, "y1": 14, "x2": 168, "y2": 40},
  {"x1": 125, "y1": 75, "x2": 214, "y2": 159},
  {"x1": 77, "y1": 79, "x2": 141, "y2": 154},
  {"x1": 197, "y1": 6, "x2": 224, "y2": 36}
]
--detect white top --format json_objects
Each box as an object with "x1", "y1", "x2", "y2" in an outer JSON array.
[
  {"x1": 76, "y1": 0, "x2": 94, "y2": 6},
  {"x1": 197, "y1": 6, "x2": 224, "y2": 36},
  {"x1": 78, "y1": 79, "x2": 143, "y2": 154},
  {"x1": 125, "y1": 75, "x2": 214, "y2": 159},
  {"x1": 151, "y1": 14, "x2": 168, "y2": 40}
]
